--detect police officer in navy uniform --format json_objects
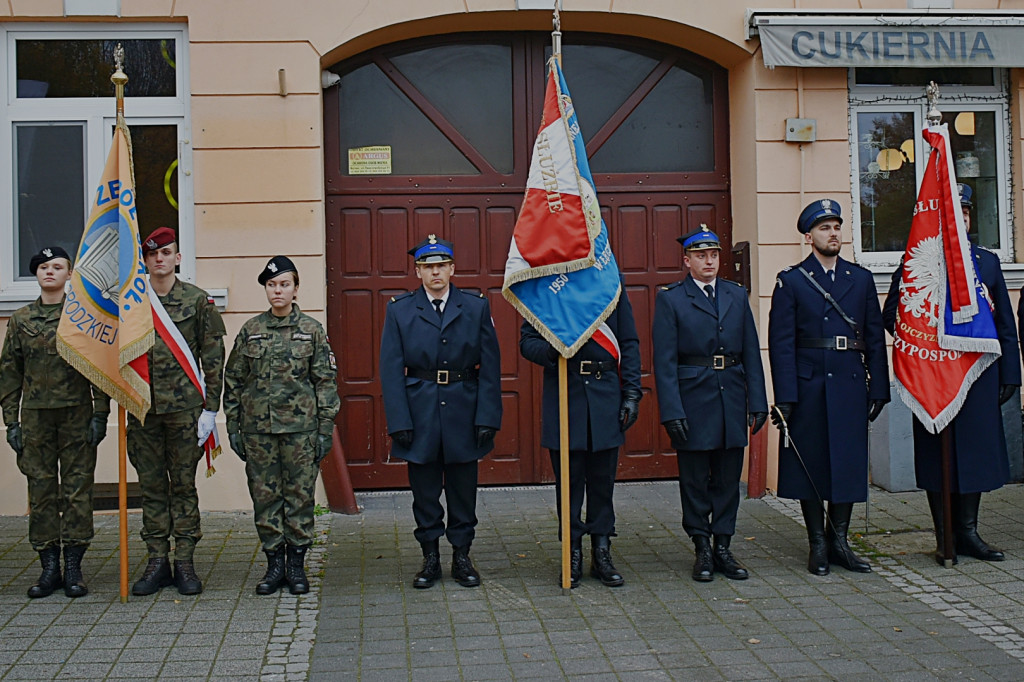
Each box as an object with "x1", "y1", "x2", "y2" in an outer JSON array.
[
  {"x1": 768, "y1": 199, "x2": 890, "y2": 576},
  {"x1": 653, "y1": 228, "x2": 768, "y2": 582},
  {"x1": 519, "y1": 281, "x2": 642, "y2": 588},
  {"x1": 883, "y1": 184, "x2": 1020, "y2": 565},
  {"x1": 380, "y1": 235, "x2": 502, "y2": 589}
]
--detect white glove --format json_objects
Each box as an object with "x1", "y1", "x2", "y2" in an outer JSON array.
[{"x1": 197, "y1": 409, "x2": 218, "y2": 446}]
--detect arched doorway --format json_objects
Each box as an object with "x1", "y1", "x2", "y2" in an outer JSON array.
[{"x1": 324, "y1": 33, "x2": 732, "y2": 489}]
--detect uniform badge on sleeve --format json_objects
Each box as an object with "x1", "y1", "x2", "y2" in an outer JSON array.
[{"x1": 329, "y1": 350, "x2": 337, "y2": 371}]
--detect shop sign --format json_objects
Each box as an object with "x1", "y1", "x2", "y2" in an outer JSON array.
[{"x1": 348, "y1": 146, "x2": 392, "y2": 175}]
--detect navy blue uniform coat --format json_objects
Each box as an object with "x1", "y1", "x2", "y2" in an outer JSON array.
[
  {"x1": 520, "y1": 291, "x2": 642, "y2": 452},
  {"x1": 653, "y1": 276, "x2": 768, "y2": 451},
  {"x1": 768, "y1": 254, "x2": 890, "y2": 503},
  {"x1": 883, "y1": 247, "x2": 1020, "y2": 493},
  {"x1": 380, "y1": 285, "x2": 502, "y2": 465}
]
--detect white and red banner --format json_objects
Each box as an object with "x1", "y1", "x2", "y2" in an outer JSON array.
[
  {"x1": 892, "y1": 124, "x2": 1001, "y2": 433},
  {"x1": 502, "y1": 58, "x2": 621, "y2": 359}
]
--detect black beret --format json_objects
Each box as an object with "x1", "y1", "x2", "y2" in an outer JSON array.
[
  {"x1": 29, "y1": 246, "x2": 71, "y2": 275},
  {"x1": 258, "y1": 256, "x2": 298, "y2": 285}
]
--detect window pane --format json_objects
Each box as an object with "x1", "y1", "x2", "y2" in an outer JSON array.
[
  {"x1": 857, "y1": 111, "x2": 917, "y2": 252},
  {"x1": 390, "y1": 43, "x2": 513, "y2": 174},
  {"x1": 949, "y1": 111, "x2": 1000, "y2": 249},
  {"x1": 15, "y1": 123, "x2": 85, "y2": 279},
  {"x1": 16, "y1": 39, "x2": 177, "y2": 98},
  {"x1": 590, "y1": 64, "x2": 715, "y2": 173},
  {"x1": 126, "y1": 124, "x2": 180, "y2": 244},
  {"x1": 335, "y1": 62, "x2": 476, "y2": 176},
  {"x1": 855, "y1": 67, "x2": 993, "y2": 87}
]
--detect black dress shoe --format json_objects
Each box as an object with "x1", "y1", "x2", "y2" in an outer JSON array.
[
  {"x1": 590, "y1": 536, "x2": 624, "y2": 587},
  {"x1": 691, "y1": 536, "x2": 713, "y2": 582},
  {"x1": 414, "y1": 540, "x2": 441, "y2": 589},
  {"x1": 451, "y1": 546, "x2": 481, "y2": 588},
  {"x1": 712, "y1": 536, "x2": 748, "y2": 580}
]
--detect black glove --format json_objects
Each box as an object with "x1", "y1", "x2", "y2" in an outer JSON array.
[
  {"x1": 748, "y1": 412, "x2": 768, "y2": 435},
  {"x1": 664, "y1": 418, "x2": 688, "y2": 449},
  {"x1": 619, "y1": 389, "x2": 642, "y2": 432},
  {"x1": 229, "y1": 432, "x2": 246, "y2": 462},
  {"x1": 475, "y1": 426, "x2": 497, "y2": 449},
  {"x1": 770, "y1": 403, "x2": 794, "y2": 427},
  {"x1": 88, "y1": 412, "x2": 109, "y2": 447},
  {"x1": 998, "y1": 384, "x2": 1018, "y2": 406},
  {"x1": 6, "y1": 422, "x2": 23, "y2": 456},
  {"x1": 391, "y1": 430, "x2": 413, "y2": 450},
  {"x1": 867, "y1": 399, "x2": 887, "y2": 422},
  {"x1": 315, "y1": 433, "x2": 333, "y2": 465}
]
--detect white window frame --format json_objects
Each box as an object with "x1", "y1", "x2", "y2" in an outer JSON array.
[
  {"x1": 849, "y1": 69, "x2": 1012, "y2": 269},
  {"x1": 0, "y1": 22, "x2": 192, "y2": 312}
]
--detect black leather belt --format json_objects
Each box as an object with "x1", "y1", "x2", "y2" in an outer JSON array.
[
  {"x1": 679, "y1": 354, "x2": 739, "y2": 370},
  {"x1": 798, "y1": 336, "x2": 865, "y2": 351},
  {"x1": 569, "y1": 359, "x2": 617, "y2": 375},
  {"x1": 405, "y1": 367, "x2": 478, "y2": 385}
]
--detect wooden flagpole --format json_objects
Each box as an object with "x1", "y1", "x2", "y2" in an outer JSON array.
[{"x1": 112, "y1": 46, "x2": 131, "y2": 602}]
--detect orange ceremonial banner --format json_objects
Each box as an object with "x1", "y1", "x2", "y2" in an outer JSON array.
[{"x1": 57, "y1": 119, "x2": 153, "y2": 421}]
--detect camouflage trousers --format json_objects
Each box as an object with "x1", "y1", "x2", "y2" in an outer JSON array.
[
  {"x1": 17, "y1": 405, "x2": 96, "y2": 551},
  {"x1": 244, "y1": 431, "x2": 319, "y2": 550},
  {"x1": 127, "y1": 407, "x2": 204, "y2": 560}
]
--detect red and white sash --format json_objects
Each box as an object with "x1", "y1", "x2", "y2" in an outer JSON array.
[
  {"x1": 592, "y1": 323, "x2": 620, "y2": 366},
  {"x1": 150, "y1": 293, "x2": 221, "y2": 476}
]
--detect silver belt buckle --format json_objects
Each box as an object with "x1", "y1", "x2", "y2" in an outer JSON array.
[
  {"x1": 436, "y1": 370, "x2": 449, "y2": 385},
  {"x1": 835, "y1": 336, "x2": 848, "y2": 351},
  {"x1": 713, "y1": 355, "x2": 726, "y2": 370},
  {"x1": 578, "y1": 360, "x2": 593, "y2": 375}
]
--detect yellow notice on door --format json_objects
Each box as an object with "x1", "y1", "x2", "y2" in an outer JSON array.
[{"x1": 348, "y1": 146, "x2": 392, "y2": 175}]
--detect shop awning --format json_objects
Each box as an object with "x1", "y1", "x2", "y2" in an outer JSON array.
[{"x1": 747, "y1": 10, "x2": 1024, "y2": 68}]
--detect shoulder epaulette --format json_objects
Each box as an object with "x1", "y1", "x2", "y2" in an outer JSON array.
[
  {"x1": 722, "y1": 278, "x2": 744, "y2": 287},
  {"x1": 659, "y1": 280, "x2": 684, "y2": 291},
  {"x1": 389, "y1": 291, "x2": 413, "y2": 304}
]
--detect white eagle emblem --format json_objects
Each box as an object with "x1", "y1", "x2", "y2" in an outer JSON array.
[
  {"x1": 268, "y1": 262, "x2": 278, "y2": 273},
  {"x1": 42, "y1": 248, "x2": 52, "y2": 257},
  {"x1": 900, "y1": 236, "x2": 944, "y2": 327}
]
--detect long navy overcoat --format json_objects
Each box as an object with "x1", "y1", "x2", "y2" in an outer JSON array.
[
  {"x1": 882, "y1": 246, "x2": 1020, "y2": 493},
  {"x1": 653, "y1": 275, "x2": 768, "y2": 451},
  {"x1": 519, "y1": 289, "x2": 641, "y2": 452},
  {"x1": 768, "y1": 254, "x2": 890, "y2": 503},
  {"x1": 379, "y1": 285, "x2": 502, "y2": 465}
]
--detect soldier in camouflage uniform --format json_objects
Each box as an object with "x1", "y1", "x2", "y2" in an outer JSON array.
[
  {"x1": 128, "y1": 227, "x2": 226, "y2": 596},
  {"x1": 1, "y1": 247, "x2": 109, "y2": 598},
  {"x1": 223, "y1": 256, "x2": 339, "y2": 596}
]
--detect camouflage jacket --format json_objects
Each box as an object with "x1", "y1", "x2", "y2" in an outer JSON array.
[
  {"x1": 147, "y1": 279, "x2": 226, "y2": 415},
  {"x1": 0, "y1": 298, "x2": 109, "y2": 424},
  {"x1": 223, "y1": 305, "x2": 339, "y2": 437}
]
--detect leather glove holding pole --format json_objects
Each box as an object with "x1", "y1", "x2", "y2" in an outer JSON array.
[
  {"x1": 663, "y1": 418, "x2": 688, "y2": 450},
  {"x1": 88, "y1": 412, "x2": 110, "y2": 447},
  {"x1": 229, "y1": 432, "x2": 246, "y2": 462},
  {"x1": 867, "y1": 399, "x2": 887, "y2": 422},
  {"x1": 474, "y1": 426, "x2": 496, "y2": 449},
  {"x1": 314, "y1": 433, "x2": 333, "y2": 465},
  {"x1": 619, "y1": 388, "x2": 642, "y2": 432},
  {"x1": 748, "y1": 411, "x2": 768, "y2": 435},
  {"x1": 391, "y1": 430, "x2": 413, "y2": 450},
  {"x1": 998, "y1": 384, "x2": 1018, "y2": 405},
  {"x1": 6, "y1": 422, "x2": 23, "y2": 456},
  {"x1": 770, "y1": 403, "x2": 794, "y2": 428}
]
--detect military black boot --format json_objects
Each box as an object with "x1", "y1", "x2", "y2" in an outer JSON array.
[
  {"x1": 256, "y1": 547, "x2": 287, "y2": 595},
  {"x1": 62, "y1": 545, "x2": 89, "y2": 598},
  {"x1": 27, "y1": 546, "x2": 63, "y2": 598},
  {"x1": 285, "y1": 545, "x2": 310, "y2": 595},
  {"x1": 691, "y1": 535, "x2": 714, "y2": 582},
  {"x1": 132, "y1": 556, "x2": 173, "y2": 595},
  {"x1": 413, "y1": 539, "x2": 441, "y2": 589},
  {"x1": 826, "y1": 503, "x2": 871, "y2": 573},
  {"x1": 451, "y1": 545, "x2": 481, "y2": 588},
  {"x1": 590, "y1": 536, "x2": 624, "y2": 587},
  {"x1": 569, "y1": 537, "x2": 583, "y2": 588},
  {"x1": 926, "y1": 491, "x2": 957, "y2": 566},
  {"x1": 955, "y1": 493, "x2": 1004, "y2": 561},
  {"x1": 173, "y1": 559, "x2": 203, "y2": 595},
  {"x1": 800, "y1": 500, "x2": 829, "y2": 576},
  {"x1": 712, "y1": 535, "x2": 749, "y2": 580}
]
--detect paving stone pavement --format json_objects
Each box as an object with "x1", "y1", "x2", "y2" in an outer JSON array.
[{"x1": 1, "y1": 482, "x2": 1022, "y2": 680}]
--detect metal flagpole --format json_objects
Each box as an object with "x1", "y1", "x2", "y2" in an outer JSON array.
[
  {"x1": 552, "y1": 0, "x2": 571, "y2": 594},
  {"x1": 925, "y1": 81, "x2": 955, "y2": 569},
  {"x1": 112, "y1": 45, "x2": 132, "y2": 602}
]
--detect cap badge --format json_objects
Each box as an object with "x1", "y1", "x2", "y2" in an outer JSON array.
[
  {"x1": 268, "y1": 262, "x2": 278, "y2": 272},
  {"x1": 821, "y1": 199, "x2": 833, "y2": 212},
  {"x1": 42, "y1": 248, "x2": 52, "y2": 258},
  {"x1": 428, "y1": 234, "x2": 437, "y2": 244},
  {"x1": 146, "y1": 239, "x2": 157, "y2": 250}
]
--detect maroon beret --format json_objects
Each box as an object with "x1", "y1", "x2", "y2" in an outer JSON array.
[{"x1": 142, "y1": 226, "x2": 177, "y2": 256}]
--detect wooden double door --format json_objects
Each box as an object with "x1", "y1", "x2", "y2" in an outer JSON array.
[{"x1": 323, "y1": 32, "x2": 733, "y2": 489}]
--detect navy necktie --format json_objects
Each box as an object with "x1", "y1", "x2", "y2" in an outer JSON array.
[
  {"x1": 704, "y1": 284, "x2": 716, "y2": 310},
  {"x1": 432, "y1": 298, "x2": 443, "y2": 319}
]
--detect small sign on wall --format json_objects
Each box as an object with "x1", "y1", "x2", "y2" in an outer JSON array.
[
  {"x1": 348, "y1": 146, "x2": 392, "y2": 175},
  {"x1": 64, "y1": 0, "x2": 120, "y2": 15}
]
